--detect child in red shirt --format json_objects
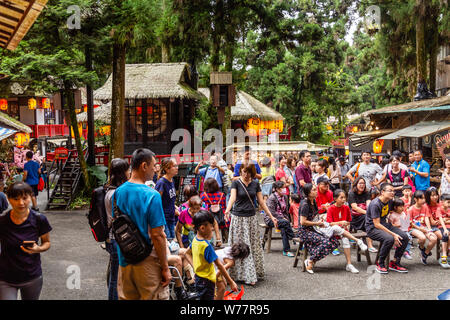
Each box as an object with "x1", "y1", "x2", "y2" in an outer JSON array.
[
  {"x1": 316, "y1": 176, "x2": 333, "y2": 215},
  {"x1": 434, "y1": 194, "x2": 450, "y2": 267},
  {"x1": 324, "y1": 189, "x2": 368, "y2": 273},
  {"x1": 408, "y1": 190, "x2": 438, "y2": 265},
  {"x1": 289, "y1": 194, "x2": 301, "y2": 230}
]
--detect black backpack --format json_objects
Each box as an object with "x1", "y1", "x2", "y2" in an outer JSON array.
[
  {"x1": 87, "y1": 185, "x2": 115, "y2": 242},
  {"x1": 112, "y1": 194, "x2": 152, "y2": 265}
]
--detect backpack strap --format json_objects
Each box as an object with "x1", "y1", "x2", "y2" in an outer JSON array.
[{"x1": 112, "y1": 194, "x2": 123, "y2": 218}]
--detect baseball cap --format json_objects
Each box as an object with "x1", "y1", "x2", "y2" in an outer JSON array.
[{"x1": 317, "y1": 176, "x2": 330, "y2": 185}]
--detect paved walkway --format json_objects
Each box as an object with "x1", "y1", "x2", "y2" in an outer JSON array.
[{"x1": 37, "y1": 208, "x2": 450, "y2": 300}]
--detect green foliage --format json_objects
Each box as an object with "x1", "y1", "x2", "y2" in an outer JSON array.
[
  {"x1": 87, "y1": 165, "x2": 108, "y2": 187},
  {"x1": 69, "y1": 195, "x2": 91, "y2": 210}
]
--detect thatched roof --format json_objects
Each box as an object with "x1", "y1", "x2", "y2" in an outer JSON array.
[
  {"x1": 198, "y1": 88, "x2": 285, "y2": 121},
  {"x1": 76, "y1": 102, "x2": 111, "y2": 123},
  {"x1": 0, "y1": 111, "x2": 32, "y2": 133},
  {"x1": 363, "y1": 94, "x2": 450, "y2": 116},
  {"x1": 94, "y1": 63, "x2": 204, "y2": 101}
]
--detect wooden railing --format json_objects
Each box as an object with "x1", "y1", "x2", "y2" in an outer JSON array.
[{"x1": 29, "y1": 124, "x2": 70, "y2": 138}]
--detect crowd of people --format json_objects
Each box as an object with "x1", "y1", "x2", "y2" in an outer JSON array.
[{"x1": 0, "y1": 146, "x2": 449, "y2": 300}]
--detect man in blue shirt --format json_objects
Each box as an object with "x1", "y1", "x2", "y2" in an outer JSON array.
[
  {"x1": 113, "y1": 148, "x2": 171, "y2": 300},
  {"x1": 233, "y1": 146, "x2": 262, "y2": 180},
  {"x1": 410, "y1": 150, "x2": 430, "y2": 191},
  {"x1": 194, "y1": 155, "x2": 225, "y2": 190},
  {"x1": 23, "y1": 151, "x2": 41, "y2": 211}
]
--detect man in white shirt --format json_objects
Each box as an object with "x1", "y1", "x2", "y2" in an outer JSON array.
[{"x1": 346, "y1": 151, "x2": 382, "y2": 190}]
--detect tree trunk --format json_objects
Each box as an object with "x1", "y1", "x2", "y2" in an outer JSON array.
[
  {"x1": 161, "y1": 43, "x2": 170, "y2": 63},
  {"x1": 110, "y1": 42, "x2": 126, "y2": 166},
  {"x1": 416, "y1": 0, "x2": 427, "y2": 84},
  {"x1": 210, "y1": 0, "x2": 223, "y2": 72},
  {"x1": 85, "y1": 45, "x2": 95, "y2": 166},
  {"x1": 64, "y1": 82, "x2": 91, "y2": 191},
  {"x1": 427, "y1": 3, "x2": 439, "y2": 93}
]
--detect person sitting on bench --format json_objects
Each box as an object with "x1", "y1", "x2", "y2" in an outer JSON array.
[
  {"x1": 264, "y1": 181, "x2": 296, "y2": 257},
  {"x1": 366, "y1": 183, "x2": 409, "y2": 274},
  {"x1": 298, "y1": 183, "x2": 339, "y2": 274}
]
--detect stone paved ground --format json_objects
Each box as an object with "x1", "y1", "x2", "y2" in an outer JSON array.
[{"x1": 38, "y1": 207, "x2": 450, "y2": 300}]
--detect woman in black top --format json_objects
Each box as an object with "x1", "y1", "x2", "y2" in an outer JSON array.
[
  {"x1": 299, "y1": 183, "x2": 339, "y2": 274},
  {"x1": 0, "y1": 182, "x2": 52, "y2": 300},
  {"x1": 386, "y1": 156, "x2": 409, "y2": 197},
  {"x1": 348, "y1": 177, "x2": 376, "y2": 252},
  {"x1": 225, "y1": 163, "x2": 277, "y2": 285}
]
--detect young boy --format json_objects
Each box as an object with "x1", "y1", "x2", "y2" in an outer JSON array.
[
  {"x1": 185, "y1": 210, "x2": 238, "y2": 300},
  {"x1": 388, "y1": 198, "x2": 413, "y2": 260}
]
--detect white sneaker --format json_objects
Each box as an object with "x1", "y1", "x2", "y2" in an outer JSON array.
[
  {"x1": 357, "y1": 239, "x2": 368, "y2": 252},
  {"x1": 346, "y1": 264, "x2": 359, "y2": 274}
]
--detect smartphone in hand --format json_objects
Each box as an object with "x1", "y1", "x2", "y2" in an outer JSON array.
[{"x1": 22, "y1": 241, "x2": 36, "y2": 248}]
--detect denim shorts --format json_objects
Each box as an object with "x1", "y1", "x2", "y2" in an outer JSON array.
[{"x1": 195, "y1": 276, "x2": 215, "y2": 301}]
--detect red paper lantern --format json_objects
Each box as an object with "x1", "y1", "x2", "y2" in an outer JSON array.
[{"x1": 0, "y1": 99, "x2": 7, "y2": 111}]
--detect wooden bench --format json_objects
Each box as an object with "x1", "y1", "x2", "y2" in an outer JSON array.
[
  {"x1": 292, "y1": 238, "x2": 308, "y2": 271},
  {"x1": 292, "y1": 231, "x2": 373, "y2": 270},
  {"x1": 353, "y1": 231, "x2": 372, "y2": 265},
  {"x1": 260, "y1": 223, "x2": 283, "y2": 253}
]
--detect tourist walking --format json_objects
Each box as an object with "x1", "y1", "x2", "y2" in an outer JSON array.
[
  {"x1": 0, "y1": 182, "x2": 52, "y2": 300},
  {"x1": 114, "y1": 148, "x2": 171, "y2": 300},
  {"x1": 22, "y1": 151, "x2": 41, "y2": 211},
  {"x1": 104, "y1": 158, "x2": 131, "y2": 300}
]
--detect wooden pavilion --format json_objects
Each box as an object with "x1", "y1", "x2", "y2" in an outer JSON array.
[{"x1": 93, "y1": 63, "x2": 204, "y2": 155}]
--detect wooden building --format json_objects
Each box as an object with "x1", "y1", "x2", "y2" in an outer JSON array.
[
  {"x1": 94, "y1": 63, "x2": 204, "y2": 155},
  {"x1": 0, "y1": 0, "x2": 48, "y2": 51},
  {"x1": 362, "y1": 93, "x2": 450, "y2": 181}
]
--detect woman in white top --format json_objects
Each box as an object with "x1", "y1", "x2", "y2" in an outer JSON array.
[
  {"x1": 327, "y1": 157, "x2": 341, "y2": 192},
  {"x1": 441, "y1": 157, "x2": 450, "y2": 196}
]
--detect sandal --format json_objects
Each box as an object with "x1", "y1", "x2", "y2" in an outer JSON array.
[{"x1": 304, "y1": 259, "x2": 314, "y2": 274}]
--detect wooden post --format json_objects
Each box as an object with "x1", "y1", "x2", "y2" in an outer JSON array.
[{"x1": 85, "y1": 45, "x2": 95, "y2": 166}]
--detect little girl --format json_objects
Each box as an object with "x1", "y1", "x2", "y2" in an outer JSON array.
[
  {"x1": 407, "y1": 190, "x2": 438, "y2": 265},
  {"x1": 215, "y1": 242, "x2": 250, "y2": 300},
  {"x1": 388, "y1": 198, "x2": 412, "y2": 260},
  {"x1": 323, "y1": 189, "x2": 368, "y2": 274},
  {"x1": 176, "y1": 196, "x2": 203, "y2": 249}
]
